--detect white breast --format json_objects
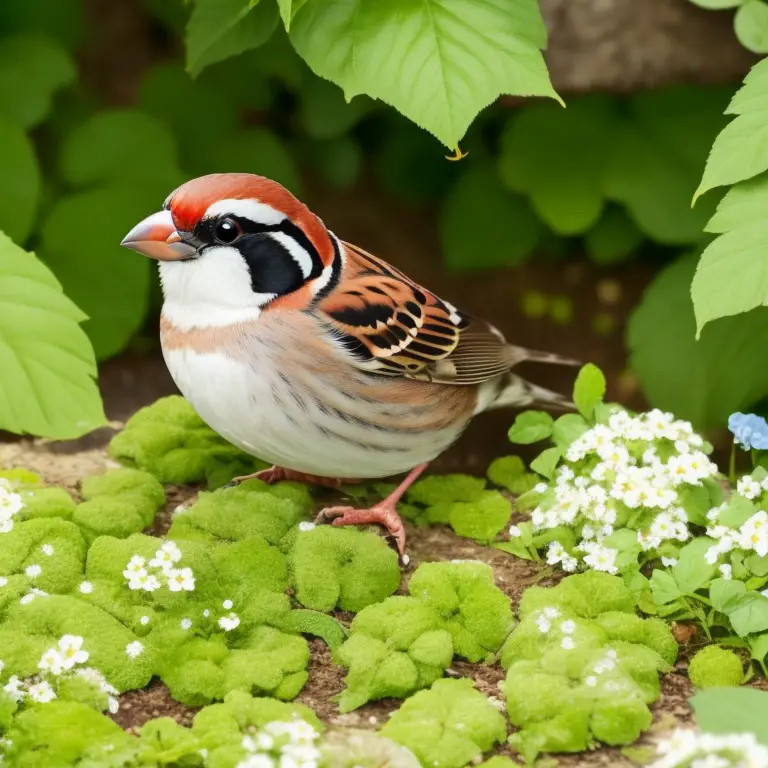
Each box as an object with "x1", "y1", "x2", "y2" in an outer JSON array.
[{"x1": 162, "y1": 345, "x2": 462, "y2": 479}]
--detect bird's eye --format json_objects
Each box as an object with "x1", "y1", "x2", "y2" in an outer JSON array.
[{"x1": 213, "y1": 218, "x2": 242, "y2": 244}]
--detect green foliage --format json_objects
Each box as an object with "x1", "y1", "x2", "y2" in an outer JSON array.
[
  {"x1": 109, "y1": 395, "x2": 265, "y2": 488},
  {"x1": 508, "y1": 411, "x2": 554, "y2": 444},
  {"x1": 0, "y1": 231, "x2": 105, "y2": 438},
  {"x1": 0, "y1": 118, "x2": 39, "y2": 244},
  {"x1": 449, "y1": 491, "x2": 513, "y2": 543},
  {"x1": 336, "y1": 596, "x2": 454, "y2": 711},
  {"x1": 381, "y1": 679, "x2": 507, "y2": 768},
  {"x1": 688, "y1": 646, "x2": 744, "y2": 688},
  {"x1": 691, "y1": 687, "x2": 768, "y2": 745},
  {"x1": 487, "y1": 455, "x2": 539, "y2": 496},
  {"x1": 735, "y1": 1, "x2": 768, "y2": 53},
  {"x1": 573, "y1": 363, "x2": 606, "y2": 421},
  {"x1": 288, "y1": 525, "x2": 400, "y2": 612},
  {"x1": 628, "y1": 255, "x2": 768, "y2": 429},
  {"x1": 407, "y1": 561, "x2": 514, "y2": 662}
]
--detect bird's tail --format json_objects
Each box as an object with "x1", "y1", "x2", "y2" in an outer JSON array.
[
  {"x1": 489, "y1": 372, "x2": 574, "y2": 412},
  {"x1": 503, "y1": 345, "x2": 581, "y2": 369}
]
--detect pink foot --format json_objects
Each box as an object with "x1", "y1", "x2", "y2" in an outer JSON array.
[{"x1": 230, "y1": 466, "x2": 352, "y2": 488}]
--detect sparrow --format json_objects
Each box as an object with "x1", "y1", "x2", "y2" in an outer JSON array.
[{"x1": 121, "y1": 173, "x2": 576, "y2": 558}]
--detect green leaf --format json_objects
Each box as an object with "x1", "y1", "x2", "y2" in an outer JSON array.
[
  {"x1": 750, "y1": 633, "x2": 768, "y2": 661},
  {"x1": 688, "y1": 0, "x2": 743, "y2": 6},
  {"x1": 692, "y1": 221, "x2": 768, "y2": 333},
  {"x1": 59, "y1": 109, "x2": 182, "y2": 189},
  {"x1": 0, "y1": 230, "x2": 105, "y2": 438},
  {"x1": 551, "y1": 414, "x2": 589, "y2": 449},
  {"x1": 705, "y1": 172, "x2": 768, "y2": 234},
  {"x1": 498, "y1": 97, "x2": 616, "y2": 235},
  {"x1": 440, "y1": 164, "x2": 542, "y2": 270},
  {"x1": 735, "y1": 1, "x2": 768, "y2": 53},
  {"x1": 530, "y1": 447, "x2": 562, "y2": 480},
  {"x1": 585, "y1": 206, "x2": 645, "y2": 265},
  {"x1": 673, "y1": 538, "x2": 717, "y2": 595},
  {"x1": 38, "y1": 187, "x2": 159, "y2": 361},
  {"x1": 508, "y1": 411, "x2": 554, "y2": 444},
  {"x1": 628, "y1": 254, "x2": 768, "y2": 429},
  {"x1": 0, "y1": 117, "x2": 40, "y2": 244},
  {"x1": 710, "y1": 578, "x2": 747, "y2": 613},
  {"x1": 695, "y1": 60, "x2": 768, "y2": 199},
  {"x1": 649, "y1": 570, "x2": 682, "y2": 606},
  {"x1": 289, "y1": 0, "x2": 559, "y2": 148},
  {"x1": 298, "y1": 73, "x2": 371, "y2": 140},
  {"x1": 729, "y1": 593, "x2": 768, "y2": 637},
  {"x1": 692, "y1": 688, "x2": 768, "y2": 745},
  {"x1": 0, "y1": 35, "x2": 76, "y2": 129},
  {"x1": 572, "y1": 363, "x2": 606, "y2": 420},
  {"x1": 186, "y1": 0, "x2": 279, "y2": 77},
  {"x1": 0, "y1": 0, "x2": 84, "y2": 51},
  {"x1": 493, "y1": 540, "x2": 534, "y2": 561},
  {"x1": 606, "y1": 87, "x2": 727, "y2": 244}
]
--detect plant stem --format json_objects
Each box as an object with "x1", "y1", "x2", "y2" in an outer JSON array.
[{"x1": 729, "y1": 440, "x2": 737, "y2": 484}]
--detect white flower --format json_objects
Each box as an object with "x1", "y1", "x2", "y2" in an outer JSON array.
[
  {"x1": 738, "y1": 511, "x2": 768, "y2": 557},
  {"x1": 561, "y1": 620, "x2": 576, "y2": 635},
  {"x1": 218, "y1": 613, "x2": 240, "y2": 632},
  {"x1": 0, "y1": 577, "x2": 7, "y2": 588},
  {"x1": 203, "y1": 609, "x2": 211, "y2": 618},
  {"x1": 20, "y1": 588, "x2": 47, "y2": 604},
  {"x1": 149, "y1": 541, "x2": 182, "y2": 571},
  {"x1": 561, "y1": 637, "x2": 575, "y2": 650},
  {"x1": 535, "y1": 615, "x2": 551, "y2": 634},
  {"x1": 79, "y1": 581, "x2": 94, "y2": 594},
  {"x1": 3, "y1": 676, "x2": 25, "y2": 702},
  {"x1": 546, "y1": 541, "x2": 567, "y2": 566},
  {"x1": 298, "y1": 522, "x2": 316, "y2": 532},
  {"x1": 508, "y1": 525, "x2": 522, "y2": 538},
  {"x1": 534, "y1": 483, "x2": 548, "y2": 494},
  {"x1": 128, "y1": 572, "x2": 161, "y2": 592},
  {"x1": 123, "y1": 556, "x2": 147, "y2": 581},
  {"x1": 223, "y1": 599, "x2": 234, "y2": 610},
  {"x1": 562, "y1": 556, "x2": 578, "y2": 572},
  {"x1": 582, "y1": 544, "x2": 618, "y2": 575},
  {"x1": 38, "y1": 648, "x2": 65, "y2": 675},
  {"x1": 166, "y1": 567, "x2": 195, "y2": 592},
  {"x1": 27, "y1": 681, "x2": 56, "y2": 704},
  {"x1": 125, "y1": 641, "x2": 144, "y2": 659},
  {"x1": 542, "y1": 606, "x2": 560, "y2": 619},
  {"x1": 661, "y1": 557, "x2": 678, "y2": 568},
  {"x1": 140, "y1": 615, "x2": 150, "y2": 625},
  {"x1": 180, "y1": 618, "x2": 192, "y2": 630},
  {"x1": 585, "y1": 676, "x2": 597, "y2": 687},
  {"x1": 719, "y1": 564, "x2": 733, "y2": 581},
  {"x1": 25, "y1": 564, "x2": 41, "y2": 580},
  {"x1": 0, "y1": 488, "x2": 24, "y2": 534},
  {"x1": 238, "y1": 756, "x2": 275, "y2": 768},
  {"x1": 40, "y1": 544, "x2": 54, "y2": 556},
  {"x1": 737, "y1": 477, "x2": 763, "y2": 500},
  {"x1": 58, "y1": 635, "x2": 89, "y2": 668}
]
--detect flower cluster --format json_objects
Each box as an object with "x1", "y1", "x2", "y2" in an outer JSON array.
[
  {"x1": 705, "y1": 474, "x2": 768, "y2": 573},
  {"x1": 237, "y1": 719, "x2": 321, "y2": 768},
  {"x1": 729, "y1": 412, "x2": 768, "y2": 451},
  {"x1": 0, "y1": 482, "x2": 24, "y2": 534},
  {"x1": 525, "y1": 409, "x2": 718, "y2": 575},
  {"x1": 650, "y1": 728, "x2": 768, "y2": 768},
  {"x1": 123, "y1": 541, "x2": 195, "y2": 592},
  {"x1": 1, "y1": 636, "x2": 118, "y2": 713}
]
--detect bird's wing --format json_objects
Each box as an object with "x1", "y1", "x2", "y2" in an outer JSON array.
[{"x1": 316, "y1": 241, "x2": 510, "y2": 384}]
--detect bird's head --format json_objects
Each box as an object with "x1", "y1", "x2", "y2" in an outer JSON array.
[{"x1": 121, "y1": 173, "x2": 340, "y2": 321}]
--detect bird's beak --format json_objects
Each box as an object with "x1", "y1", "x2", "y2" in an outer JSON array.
[{"x1": 121, "y1": 210, "x2": 197, "y2": 261}]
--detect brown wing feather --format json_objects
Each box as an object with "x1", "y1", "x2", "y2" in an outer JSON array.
[{"x1": 317, "y1": 241, "x2": 510, "y2": 385}]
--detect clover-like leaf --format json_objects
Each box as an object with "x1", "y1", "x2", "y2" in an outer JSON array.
[
  {"x1": 508, "y1": 411, "x2": 554, "y2": 444},
  {"x1": 735, "y1": 1, "x2": 768, "y2": 54},
  {"x1": 0, "y1": 117, "x2": 40, "y2": 244},
  {"x1": 290, "y1": 0, "x2": 559, "y2": 148},
  {"x1": 0, "y1": 231, "x2": 105, "y2": 438}
]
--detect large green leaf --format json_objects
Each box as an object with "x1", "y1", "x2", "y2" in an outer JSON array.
[
  {"x1": 705, "y1": 172, "x2": 768, "y2": 234},
  {"x1": 628, "y1": 254, "x2": 768, "y2": 429},
  {"x1": 0, "y1": 117, "x2": 40, "y2": 244},
  {"x1": 695, "y1": 59, "x2": 768, "y2": 199},
  {"x1": 38, "y1": 187, "x2": 160, "y2": 361},
  {"x1": 0, "y1": 230, "x2": 105, "y2": 438},
  {"x1": 735, "y1": 1, "x2": 768, "y2": 53},
  {"x1": 186, "y1": 0, "x2": 279, "y2": 77},
  {"x1": 289, "y1": 0, "x2": 559, "y2": 148},
  {"x1": 59, "y1": 109, "x2": 182, "y2": 189},
  {"x1": 0, "y1": 35, "x2": 75, "y2": 129},
  {"x1": 605, "y1": 87, "x2": 727, "y2": 244},
  {"x1": 439, "y1": 163, "x2": 542, "y2": 270},
  {"x1": 692, "y1": 688, "x2": 768, "y2": 745},
  {"x1": 499, "y1": 97, "x2": 617, "y2": 235}
]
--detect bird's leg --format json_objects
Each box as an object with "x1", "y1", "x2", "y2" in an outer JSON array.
[
  {"x1": 315, "y1": 463, "x2": 429, "y2": 560},
  {"x1": 229, "y1": 466, "x2": 356, "y2": 489}
]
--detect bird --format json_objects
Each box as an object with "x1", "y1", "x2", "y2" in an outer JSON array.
[{"x1": 121, "y1": 173, "x2": 577, "y2": 559}]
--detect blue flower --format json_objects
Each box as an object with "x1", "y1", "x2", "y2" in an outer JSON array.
[{"x1": 728, "y1": 412, "x2": 768, "y2": 450}]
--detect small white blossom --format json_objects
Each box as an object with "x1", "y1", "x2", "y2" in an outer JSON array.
[
  {"x1": 718, "y1": 564, "x2": 733, "y2": 581},
  {"x1": 661, "y1": 557, "x2": 678, "y2": 568},
  {"x1": 223, "y1": 599, "x2": 234, "y2": 610},
  {"x1": 27, "y1": 681, "x2": 56, "y2": 704},
  {"x1": 38, "y1": 648, "x2": 65, "y2": 676},
  {"x1": 166, "y1": 567, "x2": 195, "y2": 592},
  {"x1": 561, "y1": 637, "x2": 575, "y2": 650},
  {"x1": 508, "y1": 525, "x2": 522, "y2": 538},
  {"x1": 79, "y1": 581, "x2": 94, "y2": 594},
  {"x1": 180, "y1": 618, "x2": 192, "y2": 630},
  {"x1": 218, "y1": 613, "x2": 240, "y2": 632},
  {"x1": 140, "y1": 615, "x2": 150, "y2": 625},
  {"x1": 3, "y1": 676, "x2": 25, "y2": 702},
  {"x1": 585, "y1": 676, "x2": 597, "y2": 687},
  {"x1": 737, "y1": 477, "x2": 762, "y2": 500},
  {"x1": 58, "y1": 635, "x2": 89, "y2": 668},
  {"x1": 149, "y1": 541, "x2": 182, "y2": 571},
  {"x1": 298, "y1": 522, "x2": 316, "y2": 532},
  {"x1": 561, "y1": 620, "x2": 576, "y2": 635},
  {"x1": 125, "y1": 641, "x2": 144, "y2": 659},
  {"x1": 40, "y1": 544, "x2": 54, "y2": 556},
  {"x1": 25, "y1": 564, "x2": 41, "y2": 580},
  {"x1": 20, "y1": 588, "x2": 48, "y2": 605}
]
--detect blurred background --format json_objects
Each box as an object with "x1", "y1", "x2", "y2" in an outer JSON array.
[{"x1": 0, "y1": 0, "x2": 762, "y2": 467}]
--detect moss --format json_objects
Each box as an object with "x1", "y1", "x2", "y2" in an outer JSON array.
[
  {"x1": 449, "y1": 490, "x2": 512, "y2": 543},
  {"x1": 487, "y1": 455, "x2": 539, "y2": 496},
  {"x1": 288, "y1": 526, "x2": 400, "y2": 612},
  {"x1": 407, "y1": 560, "x2": 514, "y2": 662},
  {"x1": 407, "y1": 474, "x2": 486, "y2": 506},
  {"x1": 168, "y1": 479, "x2": 310, "y2": 546},
  {"x1": 135, "y1": 717, "x2": 204, "y2": 765},
  {"x1": 18, "y1": 487, "x2": 77, "y2": 522},
  {"x1": 381, "y1": 678, "x2": 507, "y2": 768},
  {"x1": 0, "y1": 518, "x2": 87, "y2": 595},
  {"x1": 108, "y1": 395, "x2": 265, "y2": 488},
  {"x1": 688, "y1": 646, "x2": 743, "y2": 688},
  {"x1": 73, "y1": 468, "x2": 166, "y2": 542},
  {"x1": 337, "y1": 596, "x2": 453, "y2": 711}
]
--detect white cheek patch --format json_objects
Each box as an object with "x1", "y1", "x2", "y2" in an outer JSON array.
[
  {"x1": 268, "y1": 231, "x2": 314, "y2": 279},
  {"x1": 204, "y1": 198, "x2": 286, "y2": 225}
]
